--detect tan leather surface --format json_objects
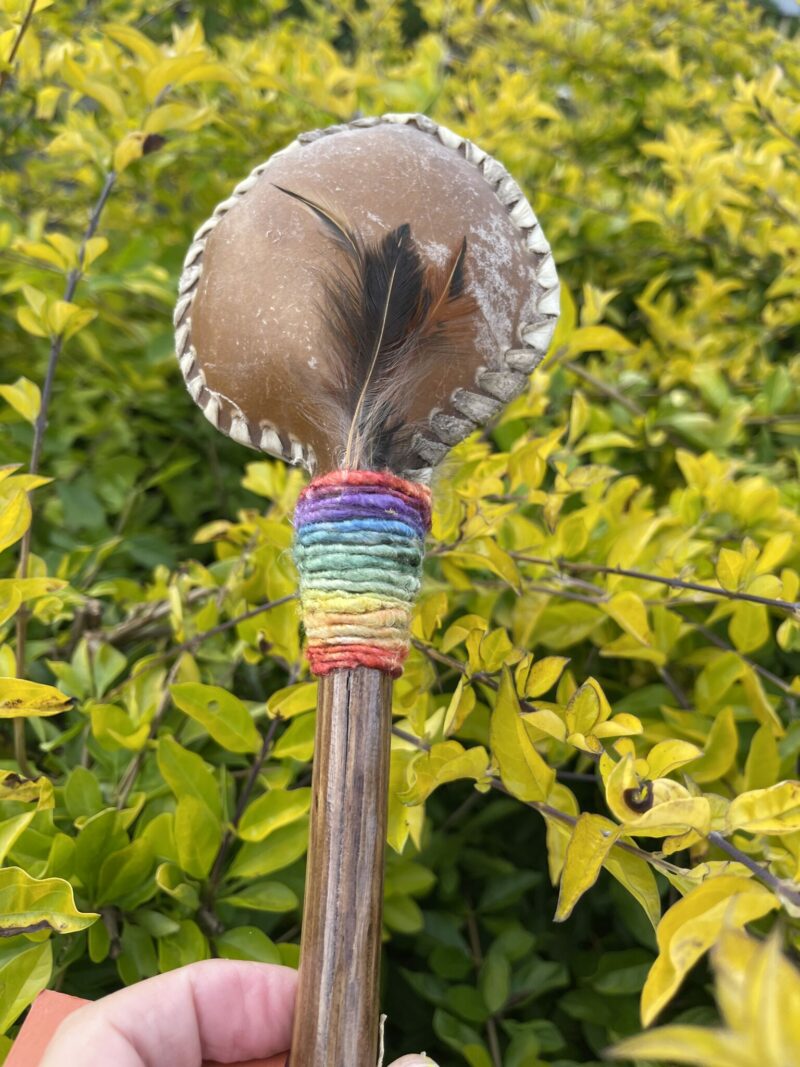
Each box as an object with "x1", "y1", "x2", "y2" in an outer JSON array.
[{"x1": 189, "y1": 123, "x2": 536, "y2": 471}]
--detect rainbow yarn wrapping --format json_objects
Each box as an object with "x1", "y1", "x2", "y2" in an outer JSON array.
[{"x1": 293, "y1": 469, "x2": 432, "y2": 677}]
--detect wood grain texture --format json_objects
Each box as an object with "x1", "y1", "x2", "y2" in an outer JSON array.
[{"x1": 289, "y1": 667, "x2": 393, "y2": 1066}]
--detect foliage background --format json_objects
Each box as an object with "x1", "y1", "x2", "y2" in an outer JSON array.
[{"x1": 2, "y1": 1, "x2": 800, "y2": 1064}]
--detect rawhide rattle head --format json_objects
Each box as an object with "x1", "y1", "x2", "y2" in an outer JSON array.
[{"x1": 174, "y1": 113, "x2": 559, "y2": 479}]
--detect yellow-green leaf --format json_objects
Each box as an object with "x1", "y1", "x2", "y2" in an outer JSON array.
[
  {"x1": 729, "y1": 602, "x2": 770, "y2": 654},
  {"x1": 0, "y1": 677, "x2": 72, "y2": 718},
  {"x1": 0, "y1": 490, "x2": 31, "y2": 554},
  {"x1": 603, "y1": 845, "x2": 661, "y2": 930},
  {"x1": 604, "y1": 591, "x2": 651, "y2": 645},
  {"x1": 401, "y1": 742, "x2": 489, "y2": 805},
  {"x1": 0, "y1": 770, "x2": 54, "y2": 808},
  {"x1": 646, "y1": 739, "x2": 704, "y2": 779},
  {"x1": 266, "y1": 682, "x2": 318, "y2": 720},
  {"x1": 0, "y1": 378, "x2": 40, "y2": 424},
  {"x1": 641, "y1": 875, "x2": 779, "y2": 1025},
  {"x1": 555, "y1": 813, "x2": 619, "y2": 921},
  {"x1": 689, "y1": 707, "x2": 738, "y2": 784},
  {"x1": 611, "y1": 1025, "x2": 748, "y2": 1066},
  {"x1": 520, "y1": 656, "x2": 569, "y2": 698},
  {"x1": 114, "y1": 131, "x2": 146, "y2": 173},
  {"x1": 0, "y1": 940, "x2": 53, "y2": 1034},
  {"x1": 491, "y1": 668, "x2": 555, "y2": 803},
  {"x1": 726, "y1": 782, "x2": 800, "y2": 835},
  {"x1": 0, "y1": 867, "x2": 98, "y2": 936}
]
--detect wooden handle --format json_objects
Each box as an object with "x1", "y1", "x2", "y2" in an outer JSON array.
[{"x1": 289, "y1": 667, "x2": 393, "y2": 1066}]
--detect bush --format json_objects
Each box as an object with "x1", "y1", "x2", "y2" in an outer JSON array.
[{"x1": 1, "y1": 1, "x2": 800, "y2": 1064}]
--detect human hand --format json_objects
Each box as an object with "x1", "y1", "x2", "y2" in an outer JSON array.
[
  {"x1": 39, "y1": 960, "x2": 438, "y2": 1066},
  {"x1": 40, "y1": 960, "x2": 296, "y2": 1067}
]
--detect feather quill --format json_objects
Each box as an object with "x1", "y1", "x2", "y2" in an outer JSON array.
[{"x1": 274, "y1": 184, "x2": 475, "y2": 470}]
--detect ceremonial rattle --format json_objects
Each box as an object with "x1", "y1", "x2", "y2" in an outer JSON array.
[{"x1": 176, "y1": 112, "x2": 559, "y2": 1067}]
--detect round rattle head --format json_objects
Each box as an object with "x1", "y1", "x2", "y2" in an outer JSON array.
[{"x1": 175, "y1": 113, "x2": 559, "y2": 479}]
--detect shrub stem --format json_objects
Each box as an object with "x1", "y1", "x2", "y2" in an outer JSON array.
[{"x1": 12, "y1": 170, "x2": 117, "y2": 775}]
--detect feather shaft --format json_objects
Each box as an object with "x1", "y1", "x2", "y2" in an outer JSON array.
[{"x1": 345, "y1": 237, "x2": 403, "y2": 466}]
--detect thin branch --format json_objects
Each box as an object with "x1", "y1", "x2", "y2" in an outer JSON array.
[
  {"x1": 392, "y1": 725, "x2": 681, "y2": 877},
  {"x1": 91, "y1": 586, "x2": 215, "y2": 649},
  {"x1": 123, "y1": 594, "x2": 298, "y2": 682},
  {"x1": 678, "y1": 613, "x2": 797, "y2": 707},
  {"x1": 658, "y1": 665, "x2": 691, "y2": 710},
  {"x1": 203, "y1": 716, "x2": 282, "y2": 917},
  {"x1": 13, "y1": 171, "x2": 117, "y2": 776},
  {"x1": 563, "y1": 359, "x2": 644, "y2": 416},
  {"x1": 709, "y1": 831, "x2": 800, "y2": 910},
  {"x1": 514, "y1": 553, "x2": 800, "y2": 614},
  {"x1": 0, "y1": 0, "x2": 36, "y2": 95},
  {"x1": 464, "y1": 901, "x2": 503, "y2": 1067}
]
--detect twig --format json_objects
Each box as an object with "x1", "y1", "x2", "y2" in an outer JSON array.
[
  {"x1": 121, "y1": 594, "x2": 298, "y2": 679},
  {"x1": 13, "y1": 170, "x2": 117, "y2": 776},
  {"x1": 658, "y1": 665, "x2": 691, "y2": 710},
  {"x1": 563, "y1": 360, "x2": 644, "y2": 416},
  {"x1": 392, "y1": 724, "x2": 680, "y2": 877},
  {"x1": 115, "y1": 657, "x2": 182, "y2": 808},
  {"x1": 203, "y1": 716, "x2": 282, "y2": 918},
  {"x1": 679, "y1": 614, "x2": 797, "y2": 709},
  {"x1": 514, "y1": 553, "x2": 800, "y2": 613},
  {"x1": 709, "y1": 831, "x2": 800, "y2": 910},
  {"x1": 464, "y1": 901, "x2": 503, "y2": 1067},
  {"x1": 0, "y1": 0, "x2": 36, "y2": 95},
  {"x1": 103, "y1": 594, "x2": 297, "y2": 706},
  {"x1": 114, "y1": 592, "x2": 294, "y2": 804},
  {"x1": 90, "y1": 586, "x2": 215, "y2": 649}
]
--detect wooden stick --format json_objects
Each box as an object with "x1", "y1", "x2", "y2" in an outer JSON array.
[{"x1": 290, "y1": 667, "x2": 393, "y2": 1066}]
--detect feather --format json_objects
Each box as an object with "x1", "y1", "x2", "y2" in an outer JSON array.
[{"x1": 275, "y1": 184, "x2": 475, "y2": 470}]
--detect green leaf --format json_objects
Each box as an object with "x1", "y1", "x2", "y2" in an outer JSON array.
[
  {"x1": 170, "y1": 682, "x2": 261, "y2": 754},
  {"x1": 158, "y1": 919, "x2": 209, "y2": 972},
  {"x1": 0, "y1": 813, "x2": 35, "y2": 866},
  {"x1": 96, "y1": 840, "x2": 155, "y2": 906},
  {"x1": 238, "y1": 787, "x2": 311, "y2": 842},
  {"x1": 174, "y1": 794, "x2": 222, "y2": 879},
  {"x1": 479, "y1": 948, "x2": 511, "y2": 1013},
  {"x1": 74, "y1": 811, "x2": 127, "y2": 897},
  {"x1": 220, "y1": 880, "x2": 298, "y2": 913},
  {"x1": 64, "y1": 766, "x2": 104, "y2": 820},
  {"x1": 157, "y1": 737, "x2": 221, "y2": 816},
  {"x1": 0, "y1": 940, "x2": 52, "y2": 1034},
  {"x1": 0, "y1": 867, "x2": 98, "y2": 936},
  {"x1": 272, "y1": 714, "x2": 315, "y2": 761},
  {"x1": 216, "y1": 925, "x2": 280, "y2": 963},
  {"x1": 229, "y1": 817, "x2": 309, "y2": 879}
]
